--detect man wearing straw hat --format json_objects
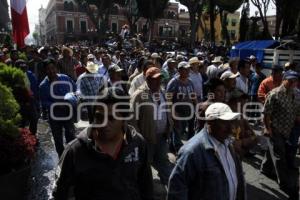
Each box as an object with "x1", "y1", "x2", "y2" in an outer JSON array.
[
  {"x1": 77, "y1": 62, "x2": 106, "y2": 123},
  {"x1": 57, "y1": 46, "x2": 78, "y2": 80}
]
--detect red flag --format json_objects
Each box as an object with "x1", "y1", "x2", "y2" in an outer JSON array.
[{"x1": 10, "y1": 0, "x2": 30, "y2": 48}]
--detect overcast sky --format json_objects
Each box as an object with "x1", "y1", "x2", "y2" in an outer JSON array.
[{"x1": 8, "y1": 0, "x2": 276, "y2": 39}]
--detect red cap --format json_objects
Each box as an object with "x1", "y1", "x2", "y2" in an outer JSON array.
[{"x1": 145, "y1": 67, "x2": 161, "y2": 79}]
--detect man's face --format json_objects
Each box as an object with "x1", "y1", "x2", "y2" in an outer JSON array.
[
  {"x1": 240, "y1": 64, "x2": 251, "y2": 76},
  {"x1": 147, "y1": 76, "x2": 161, "y2": 92},
  {"x1": 225, "y1": 78, "x2": 236, "y2": 90},
  {"x1": 190, "y1": 63, "x2": 199, "y2": 72},
  {"x1": 215, "y1": 85, "x2": 226, "y2": 102},
  {"x1": 120, "y1": 54, "x2": 126, "y2": 61},
  {"x1": 179, "y1": 68, "x2": 190, "y2": 79},
  {"x1": 46, "y1": 63, "x2": 58, "y2": 79},
  {"x1": 102, "y1": 55, "x2": 111, "y2": 67},
  {"x1": 111, "y1": 71, "x2": 122, "y2": 82},
  {"x1": 11, "y1": 51, "x2": 18, "y2": 61},
  {"x1": 93, "y1": 105, "x2": 123, "y2": 141},
  {"x1": 63, "y1": 49, "x2": 70, "y2": 58},
  {"x1": 209, "y1": 120, "x2": 233, "y2": 141},
  {"x1": 168, "y1": 62, "x2": 177, "y2": 70},
  {"x1": 273, "y1": 70, "x2": 283, "y2": 81}
]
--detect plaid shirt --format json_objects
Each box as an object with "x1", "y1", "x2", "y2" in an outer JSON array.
[
  {"x1": 264, "y1": 85, "x2": 298, "y2": 138},
  {"x1": 77, "y1": 73, "x2": 105, "y2": 101}
]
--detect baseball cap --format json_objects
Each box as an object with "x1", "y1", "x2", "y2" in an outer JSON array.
[
  {"x1": 205, "y1": 103, "x2": 240, "y2": 120},
  {"x1": 168, "y1": 58, "x2": 177, "y2": 64},
  {"x1": 145, "y1": 67, "x2": 161, "y2": 79},
  {"x1": 108, "y1": 64, "x2": 124, "y2": 74},
  {"x1": 283, "y1": 70, "x2": 299, "y2": 80},
  {"x1": 151, "y1": 52, "x2": 160, "y2": 59},
  {"x1": 220, "y1": 71, "x2": 239, "y2": 80},
  {"x1": 178, "y1": 61, "x2": 190, "y2": 70}
]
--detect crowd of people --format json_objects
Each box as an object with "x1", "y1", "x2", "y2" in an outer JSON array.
[{"x1": 1, "y1": 37, "x2": 300, "y2": 200}]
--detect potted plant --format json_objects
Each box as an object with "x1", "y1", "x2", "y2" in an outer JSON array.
[{"x1": 0, "y1": 64, "x2": 37, "y2": 200}]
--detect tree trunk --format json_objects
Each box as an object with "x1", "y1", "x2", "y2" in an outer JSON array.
[
  {"x1": 220, "y1": 11, "x2": 230, "y2": 46},
  {"x1": 275, "y1": 12, "x2": 282, "y2": 40},
  {"x1": 189, "y1": 12, "x2": 197, "y2": 49},
  {"x1": 209, "y1": 0, "x2": 216, "y2": 44},
  {"x1": 148, "y1": 20, "x2": 154, "y2": 42}
]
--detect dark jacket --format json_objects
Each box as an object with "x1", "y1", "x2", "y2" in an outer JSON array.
[
  {"x1": 52, "y1": 125, "x2": 153, "y2": 200},
  {"x1": 167, "y1": 128, "x2": 246, "y2": 200},
  {"x1": 130, "y1": 83, "x2": 173, "y2": 144}
]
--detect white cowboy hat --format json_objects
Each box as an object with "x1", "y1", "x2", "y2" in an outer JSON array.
[{"x1": 86, "y1": 62, "x2": 99, "y2": 74}]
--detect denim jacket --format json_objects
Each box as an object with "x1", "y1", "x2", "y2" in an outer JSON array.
[{"x1": 167, "y1": 128, "x2": 246, "y2": 200}]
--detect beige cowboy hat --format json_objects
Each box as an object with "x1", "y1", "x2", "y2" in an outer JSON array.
[
  {"x1": 189, "y1": 57, "x2": 201, "y2": 65},
  {"x1": 212, "y1": 56, "x2": 223, "y2": 64},
  {"x1": 61, "y1": 46, "x2": 73, "y2": 56},
  {"x1": 86, "y1": 62, "x2": 99, "y2": 74}
]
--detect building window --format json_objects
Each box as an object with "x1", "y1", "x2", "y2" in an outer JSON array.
[
  {"x1": 111, "y1": 5, "x2": 119, "y2": 15},
  {"x1": 64, "y1": 2, "x2": 74, "y2": 12},
  {"x1": 80, "y1": 20, "x2": 87, "y2": 33},
  {"x1": 66, "y1": 20, "x2": 74, "y2": 33},
  {"x1": 231, "y1": 19, "x2": 237, "y2": 27},
  {"x1": 111, "y1": 22, "x2": 118, "y2": 33},
  {"x1": 159, "y1": 26, "x2": 173, "y2": 37}
]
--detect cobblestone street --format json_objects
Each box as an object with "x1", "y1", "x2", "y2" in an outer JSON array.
[{"x1": 27, "y1": 120, "x2": 295, "y2": 200}]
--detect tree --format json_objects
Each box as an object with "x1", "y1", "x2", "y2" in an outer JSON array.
[
  {"x1": 251, "y1": 0, "x2": 272, "y2": 39},
  {"x1": 32, "y1": 32, "x2": 39, "y2": 45},
  {"x1": 136, "y1": 0, "x2": 169, "y2": 41},
  {"x1": 124, "y1": 0, "x2": 140, "y2": 34},
  {"x1": 75, "y1": 0, "x2": 126, "y2": 37},
  {"x1": 247, "y1": 13, "x2": 261, "y2": 40},
  {"x1": 216, "y1": 0, "x2": 244, "y2": 45},
  {"x1": 272, "y1": 0, "x2": 300, "y2": 39},
  {"x1": 178, "y1": 0, "x2": 205, "y2": 48},
  {"x1": 239, "y1": 0, "x2": 250, "y2": 41},
  {"x1": 208, "y1": 0, "x2": 217, "y2": 44}
]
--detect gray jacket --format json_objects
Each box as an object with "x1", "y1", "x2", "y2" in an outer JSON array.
[{"x1": 167, "y1": 128, "x2": 246, "y2": 200}]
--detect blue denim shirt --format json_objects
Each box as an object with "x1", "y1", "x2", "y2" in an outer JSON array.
[{"x1": 167, "y1": 128, "x2": 245, "y2": 200}]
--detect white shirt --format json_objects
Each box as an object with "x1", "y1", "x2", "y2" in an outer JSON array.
[
  {"x1": 236, "y1": 73, "x2": 249, "y2": 94},
  {"x1": 208, "y1": 134, "x2": 238, "y2": 200},
  {"x1": 129, "y1": 73, "x2": 145, "y2": 96},
  {"x1": 206, "y1": 64, "x2": 219, "y2": 80},
  {"x1": 189, "y1": 70, "x2": 203, "y2": 101}
]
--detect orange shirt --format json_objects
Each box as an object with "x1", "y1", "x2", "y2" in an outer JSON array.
[{"x1": 257, "y1": 76, "x2": 281, "y2": 103}]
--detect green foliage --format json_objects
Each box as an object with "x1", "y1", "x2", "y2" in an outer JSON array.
[
  {"x1": 0, "y1": 83, "x2": 20, "y2": 138},
  {"x1": 0, "y1": 84, "x2": 20, "y2": 120},
  {"x1": 75, "y1": 0, "x2": 126, "y2": 35},
  {"x1": 136, "y1": 0, "x2": 169, "y2": 21},
  {"x1": 216, "y1": 0, "x2": 244, "y2": 13},
  {"x1": 32, "y1": 32, "x2": 39, "y2": 40},
  {"x1": 0, "y1": 63, "x2": 26, "y2": 89}
]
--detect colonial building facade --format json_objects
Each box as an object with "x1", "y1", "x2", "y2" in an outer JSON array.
[{"x1": 43, "y1": 0, "x2": 190, "y2": 44}]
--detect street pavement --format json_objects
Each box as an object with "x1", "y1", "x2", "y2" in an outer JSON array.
[{"x1": 27, "y1": 119, "x2": 294, "y2": 200}]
